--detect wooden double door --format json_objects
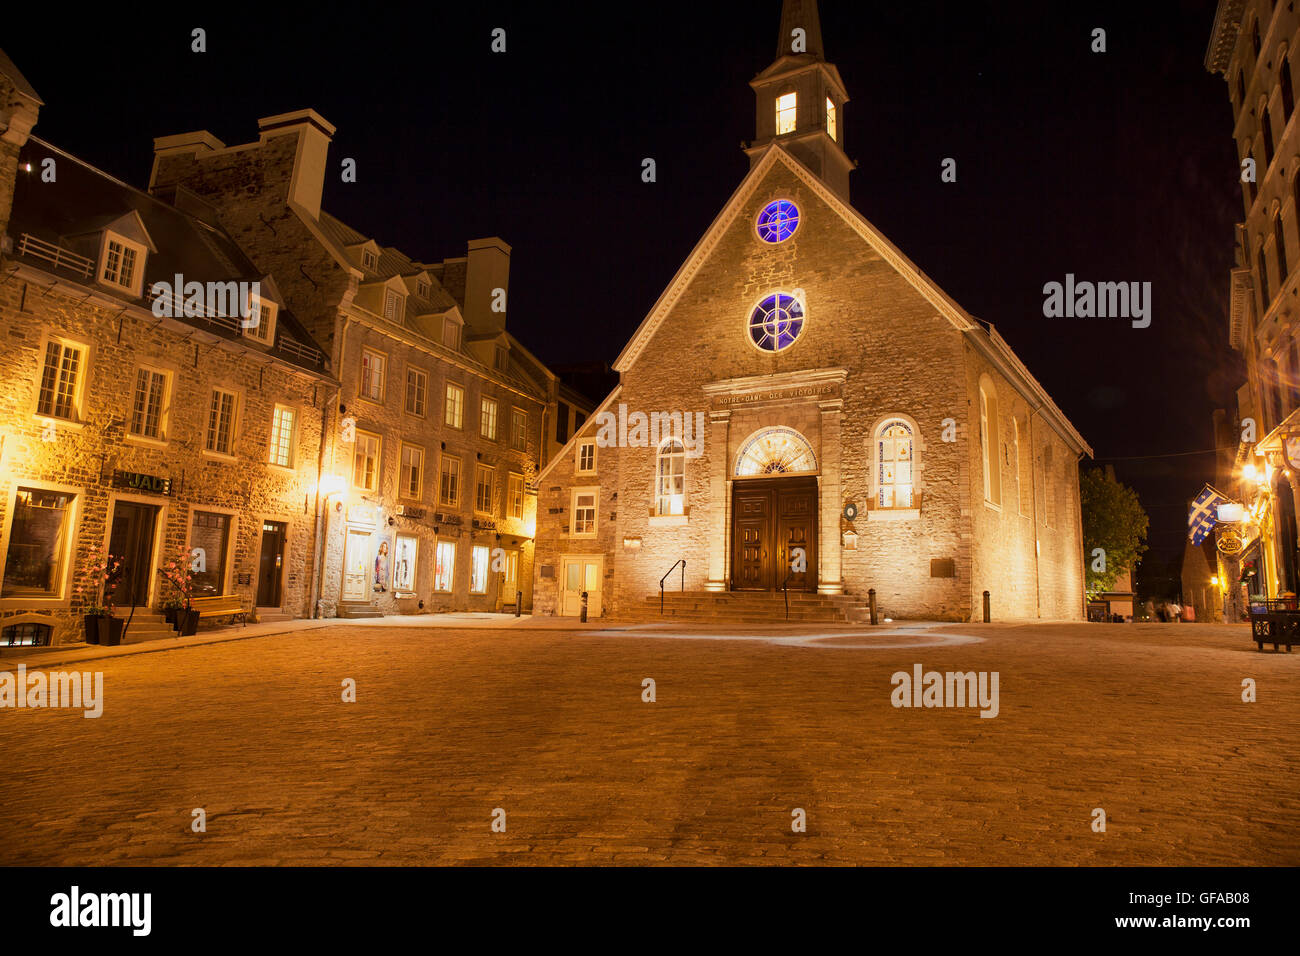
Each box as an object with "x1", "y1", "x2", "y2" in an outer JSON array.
[{"x1": 731, "y1": 477, "x2": 818, "y2": 592}]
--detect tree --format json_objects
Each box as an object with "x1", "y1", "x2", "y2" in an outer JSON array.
[{"x1": 1080, "y1": 468, "x2": 1149, "y2": 599}]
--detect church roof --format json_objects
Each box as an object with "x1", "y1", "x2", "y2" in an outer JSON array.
[{"x1": 611, "y1": 143, "x2": 1092, "y2": 458}]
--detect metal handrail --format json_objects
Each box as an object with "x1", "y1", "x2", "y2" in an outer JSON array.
[
  {"x1": 782, "y1": 569, "x2": 795, "y2": 621},
  {"x1": 660, "y1": 559, "x2": 685, "y2": 614}
]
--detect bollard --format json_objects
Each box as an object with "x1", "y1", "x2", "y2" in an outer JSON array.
[
  {"x1": 868, "y1": 588, "x2": 878, "y2": 626},
  {"x1": 580, "y1": 590, "x2": 589, "y2": 623},
  {"x1": 982, "y1": 590, "x2": 991, "y2": 623},
  {"x1": 515, "y1": 590, "x2": 522, "y2": 617}
]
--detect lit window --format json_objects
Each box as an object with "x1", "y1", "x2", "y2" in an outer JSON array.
[
  {"x1": 405, "y1": 366, "x2": 427, "y2": 416},
  {"x1": 511, "y1": 408, "x2": 528, "y2": 450},
  {"x1": 444, "y1": 318, "x2": 461, "y2": 350},
  {"x1": 572, "y1": 490, "x2": 598, "y2": 536},
  {"x1": 470, "y1": 545, "x2": 490, "y2": 594},
  {"x1": 100, "y1": 235, "x2": 142, "y2": 293},
  {"x1": 876, "y1": 420, "x2": 914, "y2": 509},
  {"x1": 2, "y1": 487, "x2": 75, "y2": 598},
  {"x1": 475, "y1": 464, "x2": 494, "y2": 514},
  {"x1": 360, "y1": 349, "x2": 386, "y2": 402},
  {"x1": 189, "y1": 511, "x2": 231, "y2": 597},
  {"x1": 508, "y1": 473, "x2": 524, "y2": 520},
  {"x1": 656, "y1": 441, "x2": 685, "y2": 515},
  {"x1": 979, "y1": 379, "x2": 1001, "y2": 505},
  {"x1": 735, "y1": 427, "x2": 816, "y2": 476},
  {"x1": 748, "y1": 293, "x2": 805, "y2": 351},
  {"x1": 577, "y1": 440, "x2": 596, "y2": 474},
  {"x1": 37, "y1": 340, "x2": 84, "y2": 421},
  {"x1": 353, "y1": 430, "x2": 381, "y2": 491},
  {"x1": 481, "y1": 397, "x2": 499, "y2": 440},
  {"x1": 269, "y1": 405, "x2": 296, "y2": 467},
  {"x1": 434, "y1": 540, "x2": 456, "y2": 592},
  {"x1": 383, "y1": 289, "x2": 405, "y2": 323},
  {"x1": 393, "y1": 534, "x2": 418, "y2": 591},
  {"x1": 757, "y1": 200, "x2": 800, "y2": 243},
  {"x1": 445, "y1": 383, "x2": 465, "y2": 428},
  {"x1": 440, "y1": 455, "x2": 461, "y2": 507},
  {"x1": 400, "y1": 443, "x2": 424, "y2": 499},
  {"x1": 826, "y1": 96, "x2": 837, "y2": 141},
  {"x1": 129, "y1": 368, "x2": 168, "y2": 440},
  {"x1": 776, "y1": 92, "x2": 797, "y2": 135},
  {"x1": 206, "y1": 389, "x2": 237, "y2": 455}
]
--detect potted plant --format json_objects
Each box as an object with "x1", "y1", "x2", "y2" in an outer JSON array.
[
  {"x1": 161, "y1": 596, "x2": 183, "y2": 628},
  {"x1": 161, "y1": 546, "x2": 198, "y2": 636},
  {"x1": 98, "y1": 555, "x2": 125, "y2": 646},
  {"x1": 74, "y1": 546, "x2": 114, "y2": 645}
]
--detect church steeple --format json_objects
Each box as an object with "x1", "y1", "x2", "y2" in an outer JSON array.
[{"x1": 745, "y1": 0, "x2": 853, "y2": 201}]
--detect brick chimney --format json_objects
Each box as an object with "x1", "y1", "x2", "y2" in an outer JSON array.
[
  {"x1": 463, "y1": 237, "x2": 511, "y2": 336},
  {"x1": 0, "y1": 48, "x2": 42, "y2": 247}
]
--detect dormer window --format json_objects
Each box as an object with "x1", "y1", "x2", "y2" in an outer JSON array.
[
  {"x1": 826, "y1": 97, "x2": 837, "y2": 141},
  {"x1": 362, "y1": 249, "x2": 378, "y2": 271},
  {"x1": 444, "y1": 318, "x2": 461, "y2": 350},
  {"x1": 383, "y1": 288, "x2": 405, "y2": 323},
  {"x1": 99, "y1": 233, "x2": 146, "y2": 296},
  {"x1": 776, "y1": 92, "x2": 797, "y2": 135},
  {"x1": 243, "y1": 292, "x2": 277, "y2": 345},
  {"x1": 417, "y1": 280, "x2": 431, "y2": 299},
  {"x1": 495, "y1": 346, "x2": 509, "y2": 371}
]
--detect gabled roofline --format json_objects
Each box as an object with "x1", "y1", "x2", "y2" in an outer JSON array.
[
  {"x1": 537, "y1": 385, "x2": 623, "y2": 483},
  {"x1": 611, "y1": 142, "x2": 1089, "y2": 459}
]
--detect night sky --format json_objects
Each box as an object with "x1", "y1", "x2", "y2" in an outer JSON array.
[{"x1": 7, "y1": 0, "x2": 1239, "y2": 597}]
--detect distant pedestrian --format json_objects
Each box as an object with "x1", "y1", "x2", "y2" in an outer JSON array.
[{"x1": 1144, "y1": 599, "x2": 1156, "y2": 622}]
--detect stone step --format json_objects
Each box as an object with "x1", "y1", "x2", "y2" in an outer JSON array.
[{"x1": 339, "y1": 605, "x2": 384, "y2": 619}]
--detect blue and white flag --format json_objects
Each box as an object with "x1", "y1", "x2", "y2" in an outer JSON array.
[{"x1": 1188, "y1": 485, "x2": 1229, "y2": 546}]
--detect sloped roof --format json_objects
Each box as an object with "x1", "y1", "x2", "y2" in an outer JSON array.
[
  {"x1": 0, "y1": 47, "x2": 42, "y2": 104},
  {"x1": 7, "y1": 137, "x2": 331, "y2": 375},
  {"x1": 612, "y1": 143, "x2": 1090, "y2": 456}
]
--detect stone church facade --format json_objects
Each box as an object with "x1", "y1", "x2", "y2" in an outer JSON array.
[{"x1": 533, "y1": 1, "x2": 1090, "y2": 622}]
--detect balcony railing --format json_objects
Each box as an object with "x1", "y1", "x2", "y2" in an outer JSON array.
[{"x1": 16, "y1": 234, "x2": 95, "y2": 279}]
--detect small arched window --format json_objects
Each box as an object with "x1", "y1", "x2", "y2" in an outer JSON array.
[
  {"x1": 979, "y1": 377, "x2": 1001, "y2": 506},
  {"x1": 656, "y1": 439, "x2": 685, "y2": 516},
  {"x1": 1282, "y1": 52, "x2": 1295, "y2": 122},
  {"x1": 1276, "y1": 210, "x2": 1289, "y2": 284},
  {"x1": 1262, "y1": 100, "x2": 1276, "y2": 167},
  {"x1": 875, "y1": 419, "x2": 915, "y2": 508},
  {"x1": 1259, "y1": 238, "x2": 1273, "y2": 311}
]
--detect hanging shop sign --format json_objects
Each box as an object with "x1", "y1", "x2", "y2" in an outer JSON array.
[
  {"x1": 112, "y1": 470, "x2": 171, "y2": 495},
  {"x1": 1217, "y1": 527, "x2": 1244, "y2": 556}
]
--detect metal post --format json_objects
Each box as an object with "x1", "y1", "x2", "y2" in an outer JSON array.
[
  {"x1": 515, "y1": 590, "x2": 522, "y2": 617},
  {"x1": 580, "y1": 590, "x2": 588, "y2": 623},
  {"x1": 983, "y1": 590, "x2": 991, "y2": 623},
  {"x1": 868, "y1": 588, "x2": 878, "y2": 626}
]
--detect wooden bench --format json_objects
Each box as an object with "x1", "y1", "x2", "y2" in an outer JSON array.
[
  {"x1": 1248, "y1": 600, "x2": 1299, "y2": 652},
  {"x1": 190, "y1": 595, "x2": 247, "y2": 627}
]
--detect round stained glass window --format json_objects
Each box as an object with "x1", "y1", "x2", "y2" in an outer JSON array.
[
  {"x1": 748, "y1": 293, "x2": 804, "y2": 352},
  {"x1": 757, "y1": 200, "x2": 799, "y2": 243}
]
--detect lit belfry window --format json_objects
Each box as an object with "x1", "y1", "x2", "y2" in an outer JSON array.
[
  {"x1": 776, "y1": 92, "x2": 797, "y2": 135},
  {"x1": 826, "y1": 96, "x2": 837, "y2": 140},
  {"x1": 876, "y1": 420, "x2": 914, "y2": 508}
]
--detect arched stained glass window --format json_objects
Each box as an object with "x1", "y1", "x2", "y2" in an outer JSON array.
[
  {"x1": 876, "y1": 420, "x2": 914, "y2": 508},
  {"x1": 757, "y1": 200, "x2": 800, "y2": 243},
  {"x1": 735, "y1": 427, "x2": 817, "y2": 476},
  {"x1": 656, "y1": 440, "x2": 685, "y2": 516},
  {"x1": 748, "y1": 293, "x2": 804, "y2": 352}
]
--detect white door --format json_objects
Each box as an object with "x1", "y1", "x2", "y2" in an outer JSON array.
[
  {"x1": 561, "y1": 556, "x2": 602, "y2": 617},
  {"x1": 342, "y1": 529, "x2": 371, "y2": 602},
  {"x1": 503, "y1": 550, "x2": 519, "y2": 604}
]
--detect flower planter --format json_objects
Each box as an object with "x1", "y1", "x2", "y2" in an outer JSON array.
[
  {"x1": 177, "y1": 609, "x2": 199, "y2": 637},
  {"x1": 97, "y1": 616, "x2": 125, "y2": 646},
  {"x1": 83, "y1": 615, "x2": 103, "y2": 645},
  {"x1": 163, "y1": 607, "x2": 179, "y2": 629}
]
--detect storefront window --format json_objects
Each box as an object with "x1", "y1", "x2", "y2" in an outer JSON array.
[
  {"x1": 190, "y1": 511, "x2": 231, "y2": 596},
  {"x1": 2, "y1": 488, "x2": 75, "y2": 597},
  {"x1": 393, "y1": 534, "x2": 417, "y2": 592}
]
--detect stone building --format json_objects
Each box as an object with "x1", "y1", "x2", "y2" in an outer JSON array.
[
  {"x1": 0, "y1": 53, "x2": 335, "y2": 646},
  {"x1": 147, "y1": 110, "x2": 592, "y2": 616},
  {"x1": 534, "y1": 1, "x2": 1090, "y2": 622},
  {"x1": 1206, "y1": 0, "x2": 1300, "y2": 602}
]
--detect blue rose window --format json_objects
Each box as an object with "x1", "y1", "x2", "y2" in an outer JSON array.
[
  {"x1": 757, "y1": 200, "x2": 799, "y2": 243},
  {"x1": 749, "y1": 293, "x2": 804, "y2": 351}
]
